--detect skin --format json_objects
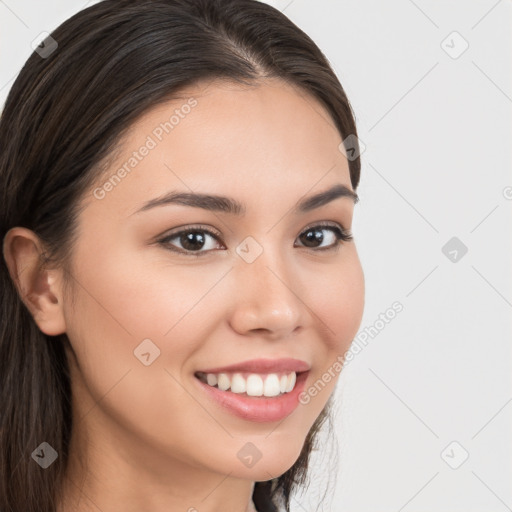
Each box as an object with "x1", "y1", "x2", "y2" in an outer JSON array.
[{"x1": 3, "y1": 77, "x2": 365, "y2": 512}]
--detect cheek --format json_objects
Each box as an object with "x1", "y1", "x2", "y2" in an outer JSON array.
[
  {"x1": 64, "y1": 245, "x2": 230, "y2": 373},
  {"x1": 305, "y1": 249, "x2": 365, "y2": 352},
  {"x1": 61, "y1": 249, "x2": 228, "y2": 453}
]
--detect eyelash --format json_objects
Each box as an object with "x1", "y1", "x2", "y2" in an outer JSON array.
[{"x1": 157, "y1": 222, "x2": 353, "y2": 257}]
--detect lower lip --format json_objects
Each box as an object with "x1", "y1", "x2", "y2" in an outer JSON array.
[{"x1": 194, "y1": 371, "x2": 309, "y2": 423}]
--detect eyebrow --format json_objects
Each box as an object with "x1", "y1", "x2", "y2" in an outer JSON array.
[{"x1": 132, "y1": 183, "x2": 358, "y2": 216}]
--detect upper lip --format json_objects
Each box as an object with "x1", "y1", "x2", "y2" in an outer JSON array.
[{"x1": 197, "y1": 358, "x2": 311, "y2": 374}]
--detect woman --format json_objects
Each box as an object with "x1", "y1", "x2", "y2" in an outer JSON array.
[{"x1": 0, "y1": 1, "x2": 365, "y2": 510}]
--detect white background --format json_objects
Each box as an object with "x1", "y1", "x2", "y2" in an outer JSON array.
[{"x1": 1, "y1": 1, "x2": 511, "y2": 511}]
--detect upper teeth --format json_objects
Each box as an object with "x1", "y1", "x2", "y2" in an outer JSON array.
[{"x1": 198, "y1": 371, "x2": 297, "y2": 397}]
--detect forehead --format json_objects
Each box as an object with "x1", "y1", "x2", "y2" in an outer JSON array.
[{"x1": 85, "y1": 78, "x2": 352, "y2": 218}]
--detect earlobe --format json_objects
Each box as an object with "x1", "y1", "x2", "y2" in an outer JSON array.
[{"x1": 2, "y1": 227, "x2": 67, "y2": 336}]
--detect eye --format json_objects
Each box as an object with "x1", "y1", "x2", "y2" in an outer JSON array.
[
  {"x1": 158, "y1": 225, "x2": 222, "y2": 256},
  {"x1": 157, "y1": 222, "x2": 353, "y2": 257},
  {"x1": 295, "y1": 222, "x2": 353, "y2": 251}
]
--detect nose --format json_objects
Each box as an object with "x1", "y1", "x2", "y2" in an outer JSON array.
[{"x1": 227, "y1": 249, "x2": 310, "y2": 340}]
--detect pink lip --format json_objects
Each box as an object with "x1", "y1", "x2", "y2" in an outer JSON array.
[
  {"x1": 194, "y1": 370, "x2": 309, "y2": 423},
  {"x1": 197, "y1": 358, "x2": 311, "y2": 374}
]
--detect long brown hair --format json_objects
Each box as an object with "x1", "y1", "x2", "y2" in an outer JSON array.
[{"x1": 0, "y1": 1, "x2": 361, "y2": 510}]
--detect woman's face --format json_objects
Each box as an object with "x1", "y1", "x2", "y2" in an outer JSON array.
[{"x1": 62, "y1": 78, "x2": 364, "y2": 487}]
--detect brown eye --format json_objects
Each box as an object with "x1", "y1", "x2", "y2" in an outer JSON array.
[
  {"x1": 295, "y1": 223, "x2": 353, "y2": 250},
  {"x1": 159, "y1": 226, "x2": 223, "y2": 256},
  {"x1": 178, "y1": 231, "x2": 207, "y2": 251}
]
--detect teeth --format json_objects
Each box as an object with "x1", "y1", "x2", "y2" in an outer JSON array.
[
  {"x1": 263, "y1": 374, "x2": 281, "y2": 397},
  {"x1": 246, "y1": 374, "x2": 264, "y2": 396},
  {"x1": 285, "y1": 371, "x2": 296, "y2": 393},
  {"x1": 199, "y1": 371, "x2": 298, "y2": 397},
  {"x1": 279, "y1": 375, "x2": 288, "y2": 393},
  {"x1": 206, "y1": 373, "x2": 218, "y2": 386},
  {"x1": 217, "y1": 373, "x2": 230, "y2": 391},
  {"x1": 231, "y1": 373, "x2": 246, "y2": 394}
]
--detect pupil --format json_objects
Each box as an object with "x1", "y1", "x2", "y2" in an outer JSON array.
[{"x1": 181, "y1": 231, "x2": 205, "y2": 250}]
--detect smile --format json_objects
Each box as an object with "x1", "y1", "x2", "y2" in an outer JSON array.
[
  {"x1": 193, "y1": 370, "x2": 310, "y2": 423},
  {"x1": 195, "y1": 371, "x2": 297, "y2": 397}
]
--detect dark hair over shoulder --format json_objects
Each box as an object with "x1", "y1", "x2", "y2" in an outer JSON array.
[{"x1": 0, "y1": 1, "x2": 360, "y2": 510}]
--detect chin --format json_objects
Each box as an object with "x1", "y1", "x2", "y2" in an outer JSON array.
[{"x1": 219, "y1": 438, "x2": 306, "y2": 481}]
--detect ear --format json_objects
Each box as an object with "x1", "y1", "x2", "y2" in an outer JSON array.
[{"x1": 2, "y1": 227, "x2": 67, "y2": 336}]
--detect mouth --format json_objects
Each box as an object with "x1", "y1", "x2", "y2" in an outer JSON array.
[
  {"x1": 193, "y1": 369, "x2": 310, "y2": 422},
  {"x1": 194, "y1": 370, "x2": 306, "y2": 397}
]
